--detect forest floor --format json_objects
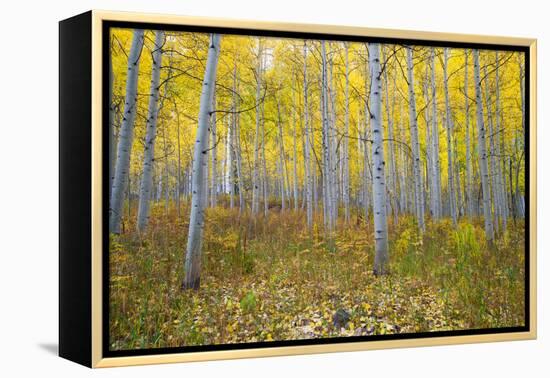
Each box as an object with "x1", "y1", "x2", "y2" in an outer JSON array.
[{"x1": 109, "y1": 201, "x2": 525, "y2": 350}]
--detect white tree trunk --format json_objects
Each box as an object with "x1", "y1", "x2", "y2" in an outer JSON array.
[
  {"x1": 343, "y1": 43, "x2": 351, "y2": 223},
  {"x1": 443, "y1": 48, "x2": 458, "y2": 226},
  {"x1": 303, "y1": 41, "x2": 313, "y2": 228},
  {"x1": 251, "y1": 39, "x2": 263, "y2": 215},
  {"x1": 464, "y1": 50, "x2": 474, "y2": 218},
  {"x1": 136, "y1": 31, "x2": 164, "y2": 233},
  {"x1": 495, "y1": 51, "x2": 508, "y2": 230},
  {"x1": 473, "y1": 49, "x2": 494, "y2": 242},
  {"x1": 383, "y1": 47, "x2": 398, "y2": 225},
  {"x1": 210, "y1": 92, "x2": 218, "y2": 208},
  {"x1": 292, "y1": 76, "x2": 299, "y2": 212},
  {"x1": 430, "y1": 48, "x2": 442, "y2": 219},
  {"x1": 109, "y1": 29, "x2": 145, "y2": 234},
  {"x1": 369, "y1": 43, "x2": 389, "y2": 275},
  {"x1": 321, "y1": 41, "x2": 334, "y2": 233},
  {"x1": 406, "y1": 46, "x2": 425, "y2": 231},
  {"x1": 183, "y1": 34, "x2": 221, "y2": 290},
  {"x1": 483, "y1": 65, "x2": 500, "y2": 234}
]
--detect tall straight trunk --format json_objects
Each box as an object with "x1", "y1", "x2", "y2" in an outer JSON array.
[
  {"x1": 321, "y1": 41, "x2": 334, "y2": 232},
  {"x1": 368, "y1": 43, "x2": 389, "y2": 275},
  {"x1": 210, "y1": 92, "x2": 218, "y2": 208},
  {"x1": 292, "y1": 75, "x2": 299, "y2": 211},
  {"x1": 495, "y1": 51, "x2": 508, "y2": 230},
  {"x1": 473, "y1": 49, "x2": 494, "y2": 243},
  {"x1": 397, "y1": 98, "x2": 407, "y2": 213},
  {"x1": 108, "y1": 44, "x2": 115, "y2": 200},
  {"x1": 109, "y1": 29, "x2": 145, "y2": 234},
  {"x1": 252, "y1": 39, "x2": 263, "y2": 215},
  {"x1": 383, "y1": 47, "x2": 398, "y2": 225},
  {"x1": 464, "y1": 50, "x2": 474, "y2": 218},
  {"x1": 406, "y1": 46, "x2": 425, "y2": 231},
  {"x1": 363, "y1": 52, "x2": 372, "y2": 220},
  {"x1": 343, "y1": 43, "x2": 351, "y2": 223},
  {"x1": 183, "y1": 34, "x2": 221, "y2": 290},
  {"x1": 454, "y1": 137, "x2": 463, "y2": 216},
  {"x1": 162, "y1": 123, "x2": 170, "y2": 214},
  {"x1": 235, "y1": 114, "x2": 245, "y2": 214},
  {"x1": 430, "y1": 48, "x2": 442, "y2": 219},
  {"x1": 327, "y1": 44, "x2": 338, "y2": 226},
  {"x1": 515, "y1": 54, "x2": 525, "y2": 219},
  {"x1": 229, "y1": 58, "x2": 238, "y2": 210},
  {"x1": 276, "y1": 98, "x2": 287, "y2": 211},
  {"x1": 303, "y1": 41, "x2": 313, "y2": 228},
  {"x1": 483, "y1": 65, "x2": 500, "y2": 233},
  {"x1": 136, "y1": 30, "x2": 164, "y2": 232},
  {"x1": 262, "y1": 103, "x2": 269, "y2": 217},
  {"x1": 422, "y1": 66, "x2": 432, "y2": 217},
  {"x1": 443, "y1": 48, "x2": 458, "y2": 226},
  {"x1": 175, "y1": 103, "x2": 182, "y2": 217}
]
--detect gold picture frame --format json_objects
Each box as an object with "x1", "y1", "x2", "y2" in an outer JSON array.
[{"x1": 59, "y1": 9, "x2": 537, "y2": 368}]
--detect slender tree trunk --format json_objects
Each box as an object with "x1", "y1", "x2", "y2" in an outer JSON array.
[
  {"x1": 369, "y1": 43, "x2": 389, "y2": 275},
  {"x1": 383, "y1": 47, "x2": 398, "y2": 225},
  {"x1": 109, "y1": 29, "x2": 145, "y2": 234},
  {"x1": 321, "y1": 41, "x2": 334, "y2": 233},
  {"x1": 210, "y1": 92, "x2": 218, "y2": 208},
  {"x1": 483, "y1": 65, "x2": 500, "y2": 234},
  {"x1": 495, "y1": 51, "x2": 508, "y2": 230},
  {"x1": 175, "y1": 103, "x2": 182, "y2": 217},
  {"x1": 252, "y1": 39, "x2": 263, "y2": 215},
  {"x1": 443, "y1": 48, "x2": 458, "y2": 226},
  {"x1": 303, "y1": 41, "x2": 313, "y2": 229},
  {"x1": 343, "y1": 43, "x2": 351, "y2": 223},
  {"x1": 464, "y1": 50, "x2": 474, "y2": 218},
  {"x1": 422, "y1": 66, "x2": 432, "y2": 218},
  {"x1": 108, "y1": 44, "x2": 116, "y2": 200},
  {"x1": 473, "y1": 49, "x2": 494, "y2": 243},
  {"x1": 292, "y1": 75, "x2": 299, "y2": 212},
  {"x1": 406, "y1": 46, "x2": 425, "y2": 231},
  {"x1": 136, "y1": 30, "x2": 165, "y2": 232},
  {"x1": 430, "y1": 48, "x2": 442, "y2": 219},
  {"x1": 183, "y1": 34, "x2": 221, "y2": 290}
]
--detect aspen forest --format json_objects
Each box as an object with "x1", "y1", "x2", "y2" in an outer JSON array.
[{"x1": 108, "y1": 27, "x2": 527, "y2": 350}]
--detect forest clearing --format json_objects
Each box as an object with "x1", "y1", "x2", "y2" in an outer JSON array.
[{"x1": 107, "y1": 27, "x2": 526, "y2": 350}]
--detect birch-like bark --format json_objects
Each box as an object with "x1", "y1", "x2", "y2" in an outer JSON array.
[
  {"x1": 383, "y1": 47, "x2": 398, "y2": 225},
  {"x1": 464, "y1": 50, "x2": 474, "y2": 218},
  {"x1": 303, "y1": 41, "x2": 313, "y2": 228},
  {"x1": 422, "y1": 65, "x2": 432, "y2": 217},
  {"x1": 292, "y1": 73, "x2": 299, "y2": 211},
  {"x1": 251, "y1": 39, "x2": 263, "y2": 215},
  {"x1": 430, "y1": 48, "x2": 442, "y2": 219},
  {"x1": 406, "y1": 46, "x2": 425, "y2": 231},
  {"x1": 136, "y1": 30, "x2": 164, "y2": 232},
  {"x1": 473, "y1": 49, "x2": 494, "y2": 242},
  {"x1": 495, "y1": 51, "x2": 508, "y2": 230},
  {"x1": 276, "y1": 98, "x2": 287, "y2": 211},
  {"x1": 183, "y1": 34, "x2": 221, "y2": 290},
  {"x1": 321, "y1": 41, "x2": 334, "y2": 233},
  {"x1": 443, "y1": 48, "x2": 458, "y2": 226},
  {"x1": 108, "y1": 44, "x2": 115, "y2": 200},
  {"x1": 210, "y1": 92, "x2": 218, "y2": 208},
  {"x1": 483, "y1": 65, "x2": 500, "y2": 234},
  {"x1": 369, "y1": 43, "x2": 389, "y2": 275},
  {"x1": 109, "y1": 29, "x2": 145, "y2": 234},
  {"x1": 343, "y1": 43, "x2": 351, "y2": 223}
]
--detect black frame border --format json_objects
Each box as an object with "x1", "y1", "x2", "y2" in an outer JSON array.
[{"x1": 101, "y1": 19, "x2": 531, "y2": 359}]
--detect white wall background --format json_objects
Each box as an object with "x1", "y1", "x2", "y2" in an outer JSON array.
[{"x1": 0, "y1": 0, "x2": 546, "y2": 376}]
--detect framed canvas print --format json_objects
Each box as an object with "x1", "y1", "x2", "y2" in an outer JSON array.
[{"x1": 59, "y1": 10, "x2": 537, "y2": 368}]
